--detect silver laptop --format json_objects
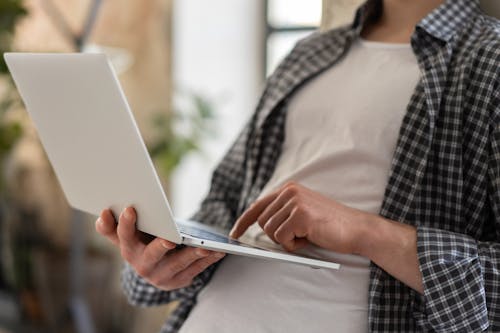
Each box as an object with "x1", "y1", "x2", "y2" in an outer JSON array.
[{"x1": 4, "y1": 53, "x2": 340, "y2": 270}]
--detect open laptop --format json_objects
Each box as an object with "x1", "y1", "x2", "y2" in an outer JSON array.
[{"x1": 4, "y1": 53, "x2": 340, "y2": 270}]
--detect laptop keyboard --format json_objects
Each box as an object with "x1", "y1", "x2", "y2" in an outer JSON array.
[
  {"x1": 177, "y1": 220, "x2": 270, "y2": 249},
  {"x1": 178, "y1": 224, "x2": 234, "y2": 244}
]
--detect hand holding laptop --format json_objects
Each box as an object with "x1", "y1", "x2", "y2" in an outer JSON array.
[{"x1": 96, "y1": 206, "x2": 226, "y2": 290}]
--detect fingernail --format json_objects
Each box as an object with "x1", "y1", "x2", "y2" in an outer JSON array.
[
  {"x1": 97, "y1": 217, "x2": 103, "y2": 226},
  {"x1": 161, "y1": 241, "x2": 174, "y2": 249},
  {"x1": 214, "y1": 252, "x2": 225, "y2": 259},
  {"x1": 123, "y1": 208, "x2": 132, "y2": 221}
]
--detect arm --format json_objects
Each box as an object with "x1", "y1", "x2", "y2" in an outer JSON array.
[
  {"x1": 230, "y1": 182, "x2": 423, "y2": 292},
  {"x1": 230, "y1": 77, "x2": 500, "y2": 332}
]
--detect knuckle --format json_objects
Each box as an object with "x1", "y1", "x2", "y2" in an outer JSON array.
[
  {"x1": 289, "y1": 241, "x2": 299, "y2": 251},
  {"x1": 143, "y1": 247, "x2": 159, "y2": 264},
  {"x1": 263, "y1": 220, "x2": 274, "y2": 232},
  {"x1": 274, "y1": 230, "x2": 284, "y2": 243},
  {"x1": 285, "y1": 182, "x2": 302, "y2": 194},
  {"x1": 170, "y1": 261, "x2": 187, "y2": 274},
  {"x1": 141, "y1": 250, "x2": 152, "y2": 264},
  {"x1": 185, "y1": 257, "x2": 215, "y2": 278},
  {"x1": 189, "y1": 265, "x2": 205, "y2": 278},
  {"x1": 290, "y1": 202, "x2": 301, "y2": 214}
]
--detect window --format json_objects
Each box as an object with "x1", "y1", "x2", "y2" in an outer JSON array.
[{"x1": 265, "y1": 0, "x2": 322, "y2": 75}]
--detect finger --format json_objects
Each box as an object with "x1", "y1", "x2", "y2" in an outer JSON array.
[
  {"x1": 117, "y1": 207, "x2": 141, "y2": 246},
  {"x1": 95, "y1": 209, "x2": 119, "y2": 246},
  {"x1": 101, "y1": 208, "x2": 117, "y2": 225},
  {"x1": 284, "y1": 238, "x2": 310, "y2": 252},
  {"x1": 117, "y1": 207, "x2": 145, "y2": 260},
  {"x1": 137, "y1": 238, "x2": 177, "y2": 276},
  {"x1": 262, "y1": 199, "x2": 295, "y2": 243},
  {"x1": 230, "y1": 191, "x2": 280, "y2": 238},
  {"x1": 154, "y1": 247, "x2": 211, "y2": 281},
  {"x1": 257, "y1": 189, "x2": 294, "y2": 230},
  {"x1": 274, "y1": 209, "x2": 309, "y2": 251},
  {"x1": 168, "y1": 252, "x2": 226, "y2": 288}
]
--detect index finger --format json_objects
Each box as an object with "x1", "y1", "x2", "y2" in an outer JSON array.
[{"x1": 230, "y1": 190, "x2": 280, "y2": 239}]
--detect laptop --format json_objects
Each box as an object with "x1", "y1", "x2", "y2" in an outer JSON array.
[{"x1": 4, "y1": 53, "x2": 340, "y2": 270}]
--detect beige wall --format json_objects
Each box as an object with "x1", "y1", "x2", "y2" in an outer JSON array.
[
  {"x1": 321, "y1": 0, "x2": 364, "y2": 31},
  {"x1": 481, "y1": 0, "x2": 500, "y2": 18}
]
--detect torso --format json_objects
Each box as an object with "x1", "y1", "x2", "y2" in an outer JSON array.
[{"x1": 180, "y1": 39, "x2": 421, "y2": 333}]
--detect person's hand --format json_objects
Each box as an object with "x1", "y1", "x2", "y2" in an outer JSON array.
[
  {"x1": 230, "y1": 182, "x2": 370, "y2": 254},
  {"x1": 96, "y1": 207, "x2": 225, "y2": 290}
]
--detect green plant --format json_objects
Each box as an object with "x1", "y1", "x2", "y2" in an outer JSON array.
[
  {"x1": 0, "y1": 0, "x2": 27, "y2": 73},
  {"x1": 0, "y1": 0, "x2": 26, "y2": 291},
  {"x1": 148, "y1": 92, "x2": 217, "y2": 178},
  {"x1": 0, "y1": 0, "x2": 25, "y2": 183}
]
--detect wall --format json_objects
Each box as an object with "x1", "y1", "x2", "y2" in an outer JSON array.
[
  {"x1": 321, "y1": 0, "x2": 364, "y2": 30},
  {"x1": 171, "y1": 0, "x2": 265, "y2": 218}
]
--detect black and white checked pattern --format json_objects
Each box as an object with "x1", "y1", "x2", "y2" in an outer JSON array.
[{"x1": 121, "y1": 0, "x2": 500, "y2": 331}]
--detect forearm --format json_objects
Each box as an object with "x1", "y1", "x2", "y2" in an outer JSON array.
[{"x1": 356, "y1": 214, "x2": 423, "y2": 294}]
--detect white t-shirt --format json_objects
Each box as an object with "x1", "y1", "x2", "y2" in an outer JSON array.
[{"x1": 180, "y1": 39, "x2": 421, "y2": 333}]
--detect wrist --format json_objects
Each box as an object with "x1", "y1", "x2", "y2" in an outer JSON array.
[
  {"x1": 354, "y1": 213, "x2": 419, "y2": 265},
  {"x1": 352, "y1": 214, "x2": 423, "y2": 293},
  {"x1": 352, "y1": 212, "x2": 388, "y2": 258}
]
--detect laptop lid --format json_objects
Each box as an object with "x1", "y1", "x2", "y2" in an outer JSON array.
[{"x1": 4, "y1": 53, "x2": 182, "y2": 243}]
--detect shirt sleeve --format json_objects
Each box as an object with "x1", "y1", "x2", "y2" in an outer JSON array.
[
  {"x1": 415, "y1": 75, "x2": 500, "y2": 332},
  {"x1": 120, "y1": 118, "x2": 253, "y2": 308}
]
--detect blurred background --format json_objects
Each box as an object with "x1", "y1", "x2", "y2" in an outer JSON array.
[{"x1": 0, "y1": 0, "x2": 497, "y2": 332}]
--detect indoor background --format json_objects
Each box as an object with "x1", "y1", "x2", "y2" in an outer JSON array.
[{"x1": 0, "y1": 0, "x2": 498, "y2": 332}]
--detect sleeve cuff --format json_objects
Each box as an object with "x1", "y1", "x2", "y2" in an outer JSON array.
[
  {"x1": 415, "y1": 226, "x2": 489, "y2": 332},
  {"x1": 121, "y1": 263, "x2": 172, "y2": 307}
]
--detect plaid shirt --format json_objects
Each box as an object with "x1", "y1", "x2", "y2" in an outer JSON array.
[{"x1": 122, "y1": 0, "x2": 500, "y2": 331}]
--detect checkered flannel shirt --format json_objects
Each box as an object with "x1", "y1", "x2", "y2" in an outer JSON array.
[{"x1": 122, "y1": 0, "x2": 500, "y2": 331}]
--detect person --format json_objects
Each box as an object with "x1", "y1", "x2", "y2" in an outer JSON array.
[{"x1": 96, "y1": 0, "x2": 500, "y2": 332}]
